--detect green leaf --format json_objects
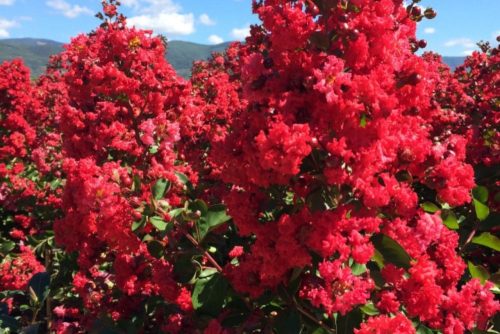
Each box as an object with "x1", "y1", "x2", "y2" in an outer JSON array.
[
  {"x1": 360, "y1": 303, "x2": 379, "y2": 316},
  {"x1": 196, "y1": 205, "x2": 231, "y2": 241},
  {"x1": 205, "y1": 205, "x2": 231, "y2": 227},
  {"x1": 274, "y1": 308, "x2": 302, "y2": 334},
  {"x1": 189, "y1": 200, "x2": 208, "y2": 216},
  {"x1": 147, "y1": 240, "x2": 164, "y2": 259},
  {"x1": 480, "y1": 212, "x2": 500, "y2": 231},
  {"x1": 420, "y1": 202, "x2": 440, "y2": 213},
  {"x1": 360, "y1": 113, "x2": 367, "y2": 128},
  {"x1": 168, "y1": 208, "x2": 185, "y2": 219},
  {"x1": 311, "y1": 328, "x2": 330, "y2": 334},
  {"x1": 131, "y1": 174, "x2": 141, "y2": 192},
  {"x1": 49, "y1": 178, "x2": 63, "y2": 190},
  {"x1": 472, "y1": 232, "x2": 500, "y2": 252},
  {"x1": 149, "y1": 216, "x2": 167, "y2": 231},
  {"x1": 368, "y1": 266, "x2": 385, "y2": 288},
  {"x1": 336, "y1": 308, "x2": 362, "y2": 334},
  {"x1": 468, "y1": 261, "x2": 490, "y2": 284},
  {"x1": 371, "y1": 234, "x2": 412, "y2": 269},
  {"x1": 175, "y1": 172, "x2": 190, "y2": 185},
  {"x1": 175, "y1": 171, "x2": 193, "y2": 191},
  {"x1": 0, "y1": 239, "x2": 15, "y2": 254},
  {"x1": 288, "y1": 268, "x2": 303, "y2": 295},
  {"x1": 131, "y1": 215, "x2": 146, "y2": 232},
  {"x1": 173, "y1": 257, "x2": 199, "y2": 284},
  {"x1": 192, "y1": 269, "x2": 227, "y2": 315},
  {"x1": 149, "y1": 145, "x2": 159, "y2": 154},
  {"x1": 442, "y1": 210, "x2": 459, "y2": 230},
  {"x1": 371, "y1": 249, "x2": 385, "y2": 269},
  {"x1": 152, "y1": 179, "x2": 170, "y2": 200},
  {"x1": 0, "y1": 290, "x2": 24, "y2": 300},
  {"x1": 28, "y1": 272, "x2": 50, "y2": 304},
  {"x1": 473, "y1": 199, "x2": 490, "y2": 221},
  {"x1": 351, "y1": 263, "x2": 367, "y2": 276},
  {"x1": 416, "y1": 325, "x2": 435, "y2": 334},
  {"x1": 472, "y1": 186, "x2": 489, "y2": 203}
]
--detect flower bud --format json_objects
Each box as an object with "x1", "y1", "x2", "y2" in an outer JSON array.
[
  {"x1": 424, "y1": 8, "x2": 437, "y2": 19},
  {"x1": 349, "y1": 29, "x2": 360, "y2": 41},
  {"x1": 411, "y1": 6, "x2": 421, "y2": 17},
  {"x1": 338, "y1": 13, "x2": 349, "y2": 22},
  {"x1": 406, "y1": 73, "x2": 422, "y2": 86},
  {"x1": 121, "y1": 175, "x2": 132, "y2": 187},
  {"x1": 133, "y1": 211, "x2": 142, "y2": 220}
]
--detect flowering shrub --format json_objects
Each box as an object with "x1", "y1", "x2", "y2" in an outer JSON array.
[
  {"x1": 0, "y1": 58, "x2": 68, "y2": 332},
  {"x1": 0, "y1": 0, "x2": 498, "y2": 333},
  {"x1": 186, "y1": 0, "x2": 499, "y2": 332}
]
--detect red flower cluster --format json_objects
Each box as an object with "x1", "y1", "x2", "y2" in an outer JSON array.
[
  {"x1": 455, "y1": 45, "x2": 500, "y2": 166},
  {"x1": 187, "y1": 0, "x2": 498, "y2": 332},
  {"x1": 49, "y1": 9, "x2": 199, "y2": 330},
  {"x1": 0, "y1": 60, "x2": 63, "y2": 239},
  {"x1": 0, "y1": 0, "x2": 498, "y2": 333},
  {"x1": 0, "y1": 246, "x2": 44, "y2": 291}
]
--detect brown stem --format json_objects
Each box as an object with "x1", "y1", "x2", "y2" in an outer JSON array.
[
  {"x1": 45, "y1": 248, "x2": 52, "y2": 331},
  {"x1": 31, "y1": 307, "x2": 40, "y2": 324},
  {"x1": 183, "y1": 231, "x2": 224, "y2": 272},
  {"x1": 462, "y1": 222, "x2": 480, "y2": 252},
  {"x1": 464, "y1": 229, "x2": 477, "y2": 246},
  {"x1": 282, "y1": 285, "x2": 336, "y2": 333},
  {"x1": 293, "y1": 299, "x2": 336, "y2": 334}
]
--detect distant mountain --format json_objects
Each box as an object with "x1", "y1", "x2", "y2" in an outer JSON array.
[
  {"x1": 442, "y1": 56, "x2": 467, "y2": 70},
  {"x1": 0, "y1": 38, "x2": 63, "y2": 77},
  {"x1": 167, "y1": 41, "x2": 232, "y2": 78},
  {"x1": 0, "y1": 38, "x2": 466, "y2": 78}
]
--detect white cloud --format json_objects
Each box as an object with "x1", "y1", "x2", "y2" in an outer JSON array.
[
  {"x1": 444, "y1": 38, "x2": 476, "y2": 49},
  {"x1": 120, "y1": 0, "x2": 140, "y2": 8},
  {"x1": 128, "y1": 13, "x2": 194, "y2": 35},
  {"x1": 46, "y1": 0, "x2": 92, "y2": 18},
  {"x1": 124, "y1": 0, "x2": 195, "y2": 36},
  {"x1": 208, "y1": 34, "x2": 223, "y2": 44},
  {"x1": 199, "y1": 13, "x2": 215, "y2": 26},
  {"x1": 0, "y1": 18, "x2": 17, "y2": 38},
  {"x1": 423, "y1": 27, "x2": 435, "y2": 34},
  {"x1": 231, "y1": 25, "x2": 250, "y2": 40},
  {"x1": 0, "y1": 0, "x2": 15, "y2": 6}
]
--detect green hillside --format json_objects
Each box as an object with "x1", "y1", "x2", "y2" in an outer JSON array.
[
  {"x1": 442, "y1": 56, "x2": 467, "y2": 69},
  {"x1": 0, "y1": 38, "x2": 63, "y2": 77},
  {"x1": 167, "y1": 40, "x2": 232, "y2": 77},
  {"x1": 0, "y1": 38, "x2": 465, "y2": 78}
]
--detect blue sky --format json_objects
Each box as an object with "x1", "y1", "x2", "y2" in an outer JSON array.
[{"x1": 0, "y1": 0, "x2": 498, "y2": 56}]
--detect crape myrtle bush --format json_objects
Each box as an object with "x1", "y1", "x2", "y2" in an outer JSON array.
[{"x1": 0, "y1": 0, "x2": 499, "y2": 333}]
